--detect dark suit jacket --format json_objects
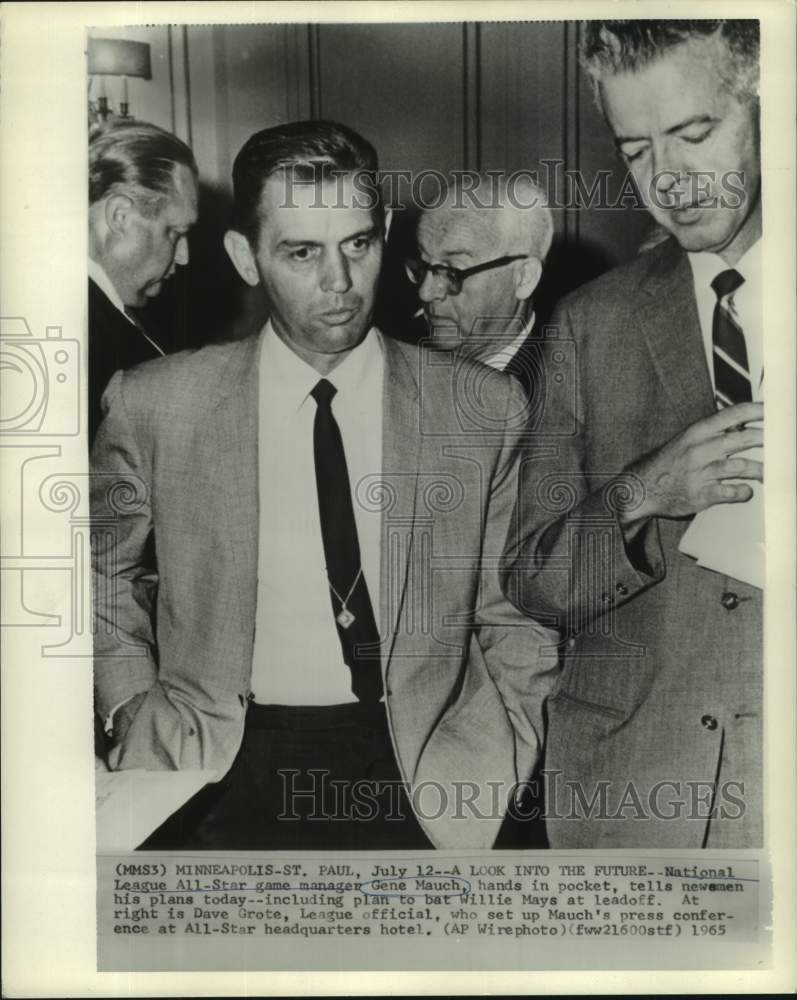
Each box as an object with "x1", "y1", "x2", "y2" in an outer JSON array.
[
  {"x1": 502, "y1": 238, "x2": 762, "y2": 849},
  {"x1": 91, "y1": 332, "x2": 560, "y2": 848},
  {"x1": 88, "y1": 277, "x2": 161, "y2": 444}
]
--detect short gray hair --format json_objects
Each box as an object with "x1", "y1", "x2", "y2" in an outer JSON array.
[
  {"x1": 89, "y1": 119, "x2": 197, "y2": 217},
  {"x1": 580, "y1": 19, "x2": 760, "y2": 110},
  {"x1": 437, "y1": 172, "x2": 554, "y2": 262}
]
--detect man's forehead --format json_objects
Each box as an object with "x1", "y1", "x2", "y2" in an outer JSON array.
[
  {"x1": 418, "y1": 205, "x2": 502, "y2": 257},
  {"x1": 601, "y1": 35, "x2": 737, "y2": 130},
  {"x1": 259, "y1": 171, "x2": 366, "y2": 210},
  {"x1": 165, "y1": 166, "x2": 199, "y2": 223},
  {"x1": 256, "y1": 173, "x2": 377, "y2": 240}
]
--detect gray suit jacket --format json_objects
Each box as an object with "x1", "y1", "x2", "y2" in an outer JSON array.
[
  {"x1": 503, "y1": 238, "x2": 762, "y2": 849},
  {"x1": 91, "y1": 331, "x2": 559, "y2": 848}
]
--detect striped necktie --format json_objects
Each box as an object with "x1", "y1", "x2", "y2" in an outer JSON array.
[{"x1": 711, "y1": 268, "x2": 751, "y2": 408}]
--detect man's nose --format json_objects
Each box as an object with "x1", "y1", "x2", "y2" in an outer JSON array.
[
  {"x1": 320, "y1": 251, "x2": 352, "y2": 294},
  {"x1": 174, "y1": 235, "x2": 190, "y2": 267},
  {"x1": 417, "y1": 270, "x2": 448, "y2": 304},
  {"x1": 650, "y1": 140, "x2": 685, "y2": 201}
]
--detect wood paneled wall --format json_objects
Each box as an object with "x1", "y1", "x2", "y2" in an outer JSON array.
[{"x1": 92, "y1": 21, "x2": 655, "y2": 342}]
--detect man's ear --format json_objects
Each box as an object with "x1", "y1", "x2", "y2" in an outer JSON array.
[
  {"x1": 104, "y1": 193, "x2": 135, "y2": 238},
  {"x1": 224, "y1": 230, "x2": 260, "y2": 288},
  {"x1": 515, "y1": 255, "x2": 542, "y2": 302}
]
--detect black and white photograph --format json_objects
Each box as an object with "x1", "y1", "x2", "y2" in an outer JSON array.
[{"x1": 1, "y1": 0, "x2": 795, "y2": 994}]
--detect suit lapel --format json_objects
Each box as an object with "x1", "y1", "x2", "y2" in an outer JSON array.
[
  {"x1": 636, "y1": 240, "x2": 716, "y2": 425},
  {"x1": 379, "y1": 336, "x2": 422, "y2": 670},
  {"x1": 212, "y1": 335, "x2": 261, "y2": 642}
]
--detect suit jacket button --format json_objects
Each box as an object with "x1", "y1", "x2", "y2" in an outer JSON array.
[
  {"x1": 721, "y1": 591, "x2": 740, "y2": 610},
  {"x1": 615, "y1": 582, "x2": 628, "y2": 596},
  {"x1": 701, "y1": 714, "x2": 718, "y2": 731}
]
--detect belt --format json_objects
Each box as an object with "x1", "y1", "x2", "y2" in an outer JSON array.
[{"x1": 246, "y1": 700, "x2": 388, "y2": 731}]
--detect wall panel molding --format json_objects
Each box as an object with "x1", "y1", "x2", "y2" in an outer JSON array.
[{"x1": 462, "y1": 22, "x2": 481, "y2": 170}]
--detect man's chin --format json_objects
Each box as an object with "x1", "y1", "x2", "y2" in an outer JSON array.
[
  {"x1": 427, "y1": 321, "x2": 461, "y2": 351},
  {"x1": 312, "y1": 317, "x2": 370, "y2": 351},
  {"x1": 124, "y1": 295, "x2": 147, "y2": 310},
  {"x1": 657, "y1": 211, "x2": 744, "y2": 256}
]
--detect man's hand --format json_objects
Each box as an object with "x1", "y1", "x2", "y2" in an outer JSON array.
[
  {"x1": 110, "y1": 691, "x2": 148, "y2": 747},
  {"x1": 622, "y1": 401, "x2": 763, "y2": 524}
]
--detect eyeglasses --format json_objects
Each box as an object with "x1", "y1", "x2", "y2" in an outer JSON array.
[
  {"x1": 404, "y1": 253, "x2": 526, "y2": 295},
  {"x1": 404, "y1": 254, "x2": 526, "y2": 296}
]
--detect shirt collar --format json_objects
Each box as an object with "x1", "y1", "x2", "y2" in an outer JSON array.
[
  {"x1": 260, "y1": 320, "x2": 383, "y2": 413},
  {"x1": 485, "y1": 311, "x2": 535, "y2": 371},
  {"x1": 687, "y1": 238, "x2": 761, "y2": 290},
  {"x1": 88, "y1": 257, "x2": 134, "y2": 323}
]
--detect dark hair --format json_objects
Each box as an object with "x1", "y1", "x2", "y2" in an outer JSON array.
[
  {"x1": 89, "y1": 119, "x2": 198, "y2": 216},
  {"x1": 231, "y1": 119, "x2": 382, "y2": 245},
  {"x1": 580, "y1": 20, "x2": 760, "y2": 107}
]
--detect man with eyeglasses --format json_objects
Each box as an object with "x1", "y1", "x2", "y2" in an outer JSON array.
[
  {"x1": 406, "y1": 174, "x2": 555, "y2": 847},
  {"x1": 91, "y1": 120, "x2": 560, "y2": 850},
  {"x1": 408, "y1": 173, "x2": 553, "y2": 396}
]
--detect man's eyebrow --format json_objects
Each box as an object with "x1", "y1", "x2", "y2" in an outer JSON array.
[
  {"x1": 438, "y1": 247, "x2": 477, "y2": 260},
  {"x1": 666, "y1": 114, "x2": 718, "y2": 135},
  {"x1": 615, "y1": 114, "x2": 718, "y2": 146},
  {"x1": 277, "y1": 238, "x2": 322, "y2": 249},
  {"x1": 276, "y1": 225, "x2": 379, "y2": 250},
  {"x1": 342, "y1": 224, "x2": 379, "y2": 241}
]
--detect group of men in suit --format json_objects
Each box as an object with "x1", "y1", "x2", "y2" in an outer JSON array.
[{"x1": 91, "y1": 18, "x2": 764, "y2": 851}]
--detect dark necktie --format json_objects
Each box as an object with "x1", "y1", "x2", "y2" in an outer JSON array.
[
  {"x1": 124, "y1": 307, "x2": 165, "y2": 357},
  {"x1": 311, "y1": 379, "x2": 383, "y2": 703},
  {"x1": 711, "y1": 268, "x2": 751, "y2": 408}
]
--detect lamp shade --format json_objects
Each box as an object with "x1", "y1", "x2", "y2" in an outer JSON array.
[{"x1": 88, "y1": 38, "x2": 151, "y2": 79}]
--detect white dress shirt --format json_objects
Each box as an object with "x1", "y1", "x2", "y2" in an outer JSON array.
[
  {"x1": 687, "y1": 241, "x2": 762, "y2": 400},
  {"x1": 88, "y1": 257, "x2": 135, "y2": 324},
  {"x1": 250, "y1": 323, "x2": 384, "y2": 704},
  {"x1": 484, "y1": 312, "x2": 535, "y2": 372}
]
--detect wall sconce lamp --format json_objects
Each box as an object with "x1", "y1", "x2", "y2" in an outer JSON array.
[{"x1": 88, "y1": 38, "x2": 152, "y2": 122}]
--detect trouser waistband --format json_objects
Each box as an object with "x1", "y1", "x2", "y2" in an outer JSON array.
[{"x1": 246, "y1": 700, "x2": 387, "y2": 731}]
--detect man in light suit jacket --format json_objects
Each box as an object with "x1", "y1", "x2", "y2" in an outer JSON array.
[
  {"x1": 502, "y1": 19, "x2": 763, "y2": 848},
  {"x1": 92, "y1": 120, "x2": 559, "y2": 850}
]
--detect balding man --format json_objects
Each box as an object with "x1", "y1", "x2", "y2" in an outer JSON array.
[
  {"x1": 409, "y1": 173, "x2": 553, "y2": 395},
  {"x1": 408, "y1": 175, "x2": 556, "y2": 846},
  {"x1": 88, "y1": 120, "x2": 199, "y2": 442}
]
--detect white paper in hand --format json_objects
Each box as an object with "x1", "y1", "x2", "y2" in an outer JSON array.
[{"x1": 679, "y1": 445, "x2": 764, "y2": 589}]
